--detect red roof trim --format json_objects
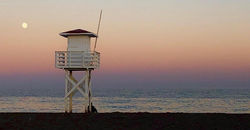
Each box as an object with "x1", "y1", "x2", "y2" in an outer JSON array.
[
  {"x1": 62, "y1": 29, "x2": 91, "y2": 34},
  {"x1": 60, "y1": 29, "x2": 97, "y2": 38}
]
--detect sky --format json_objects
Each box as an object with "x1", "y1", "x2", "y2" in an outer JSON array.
[{"x1": 0, "y1": 0, "x2": 250, "y2": 89}]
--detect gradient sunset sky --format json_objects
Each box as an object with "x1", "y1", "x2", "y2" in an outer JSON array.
[{"x1": 0, "y1": 0, "x2": 250, "y2": 89}]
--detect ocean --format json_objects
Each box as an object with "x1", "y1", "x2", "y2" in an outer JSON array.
[{"x1": 0, "y1": 88, "x2": 249, "y2": 113}]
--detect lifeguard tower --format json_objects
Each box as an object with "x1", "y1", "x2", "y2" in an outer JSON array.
[{"x1": 55, "y1": 29, "x2": 100, "y2": 113}]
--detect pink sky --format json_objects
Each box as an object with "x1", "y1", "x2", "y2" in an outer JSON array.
[{"x1": 0, "y1": 0, "x2": 250, "y2": 88}]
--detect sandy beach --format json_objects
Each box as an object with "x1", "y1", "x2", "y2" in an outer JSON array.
[{"x1": 0, "y1": 113, "x2": 249, "y2": 129}]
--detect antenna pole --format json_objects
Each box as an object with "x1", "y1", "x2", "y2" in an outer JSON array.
[{"x1": 94, "y1": 10, "x2": 102, "y2": 52}]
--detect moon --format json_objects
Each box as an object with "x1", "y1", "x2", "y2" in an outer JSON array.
[{"x1": 22, "y1": 22, "x2": 28, "y2": 29}]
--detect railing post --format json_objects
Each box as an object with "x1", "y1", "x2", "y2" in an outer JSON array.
[
  {"x1": 82, "y1": 51, "x2": 84, "y2": 68},
  {"x1": 55, "y1": 52, "x2": 57, "y2": 68},
  {"x1": 93, "y1": 52, "x2": 96, "y2": 68},
  {"x1": 69, "y1": 51, "x2": 71, "y2": 68}
]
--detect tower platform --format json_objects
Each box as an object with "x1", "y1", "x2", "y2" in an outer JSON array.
[{"x1": 55, "y1": 51, "x2": 100, "y2": 70}]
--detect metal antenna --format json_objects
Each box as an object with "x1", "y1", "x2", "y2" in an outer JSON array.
[{"x1": 94, "y1": 10, "x2": 103, "y2": 52}]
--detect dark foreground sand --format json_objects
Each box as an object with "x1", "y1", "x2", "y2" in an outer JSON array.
[{"x1": 0, "y1": 113, "x2": 249, "y2": 130}]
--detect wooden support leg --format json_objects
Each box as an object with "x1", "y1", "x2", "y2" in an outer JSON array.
[
  {"x1": 86, "y1": 70, "x2": 92, "y2": 113},
  {"x1": 85, "y1": 71, "x2": 89, "y2": 112},
  {"x1": 89, "y1": 70, "x2": 92, "y2": 112},
  {"x1": 65, "y1": 70, "x2": 69, "y2": 113},
  {"x1": 88, "y1": 71, "x2": 91, "y2": 112},
  {"x1": 69, "y1": 71, "x2": 73, "y2": 113}
]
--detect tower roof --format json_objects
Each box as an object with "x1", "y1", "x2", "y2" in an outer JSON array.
[{"x1": 60, "y1": 29, "x2": 97, "y2": 38}]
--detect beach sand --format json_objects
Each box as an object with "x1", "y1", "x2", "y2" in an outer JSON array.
[{"x1": 0, "y1": 113, "x2": 249, "y2": 129}]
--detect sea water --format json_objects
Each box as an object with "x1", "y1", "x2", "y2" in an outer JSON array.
[{"x1": 0, "y1": 88, "x2": 249, "y2": 113}]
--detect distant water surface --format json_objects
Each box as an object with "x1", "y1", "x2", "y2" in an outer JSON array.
[{"x1": 0, "y1": 88, "x2": 249, "y2": 113}]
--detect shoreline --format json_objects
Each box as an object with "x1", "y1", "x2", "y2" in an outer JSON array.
[{"x1": 0, "y1": 112, "x2": 249, "y2": 129}]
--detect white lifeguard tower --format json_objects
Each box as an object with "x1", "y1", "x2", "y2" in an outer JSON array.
[{"x1": 55, "y1": 29, "x2": 100, "y2": 113}]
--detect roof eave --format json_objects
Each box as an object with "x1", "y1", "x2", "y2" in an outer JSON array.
[{"x1": 59, "y1": 33, "x2": 98, "y2": 38}]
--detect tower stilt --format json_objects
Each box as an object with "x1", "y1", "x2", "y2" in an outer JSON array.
[
  {"x1": 64, "y1": 70, "x2": 69, "y2": 113},
  {"x1": 69, "y1": 71, "x2": 73, "y2": 113},
  {"x1": 88, "y1": 70, "x2": 92, "y2": 112},
  {"x1": 84, "y1": 70, "x2": 92, "y2": 112}
]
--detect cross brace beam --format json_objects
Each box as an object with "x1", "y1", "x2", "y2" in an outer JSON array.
[{"x1": 64, "y1": 70, "x2": 92, "y2": 113}]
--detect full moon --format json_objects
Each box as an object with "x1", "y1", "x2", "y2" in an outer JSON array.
[{"x1": 22, "y1": 22, "x2": 28, "y2": 29}]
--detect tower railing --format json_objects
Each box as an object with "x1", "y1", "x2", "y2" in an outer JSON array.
[{"x1": 55, "y1": 51, "x2": 100, "y2": 69}]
